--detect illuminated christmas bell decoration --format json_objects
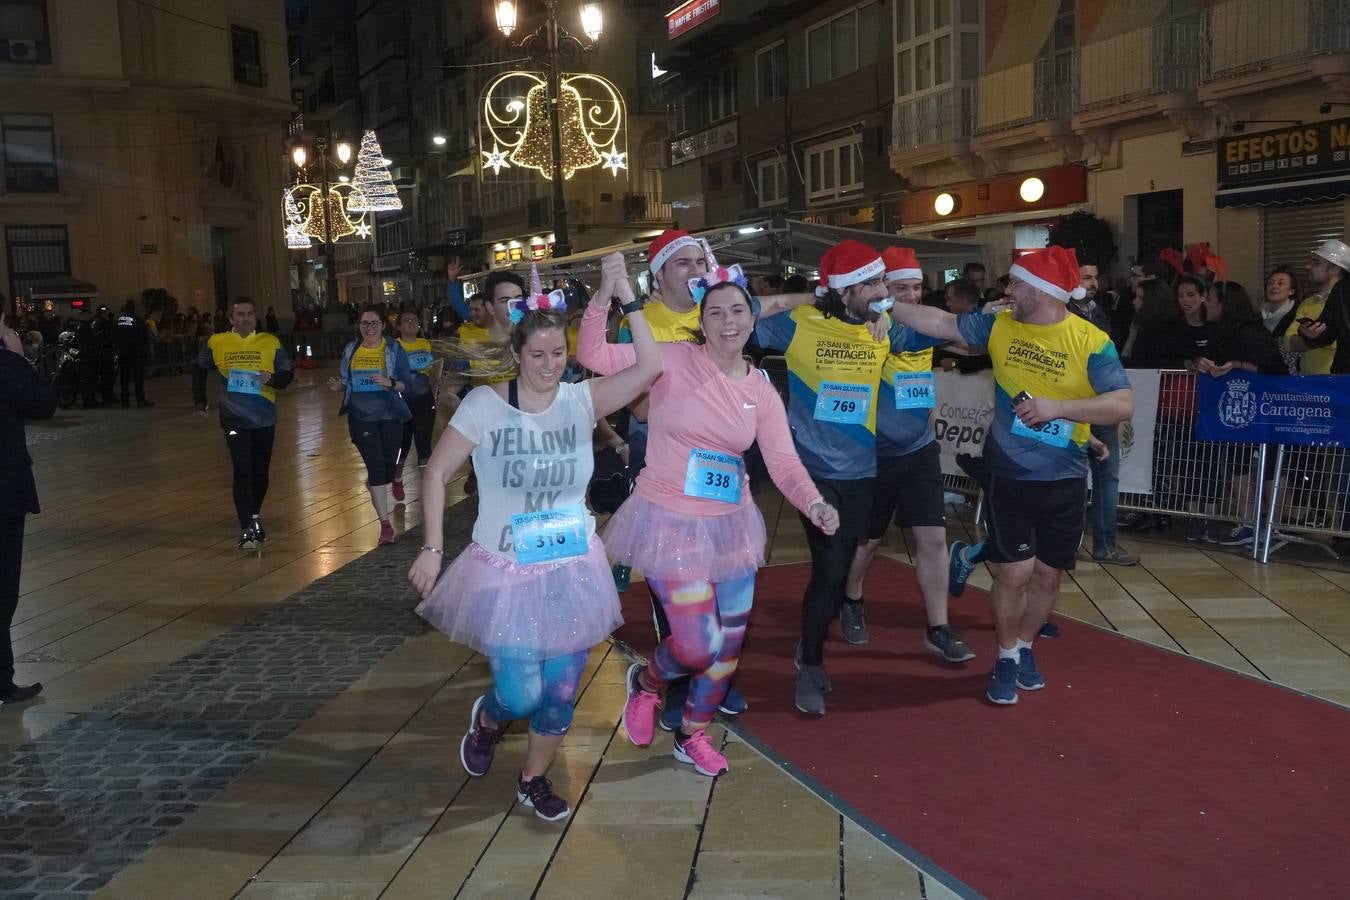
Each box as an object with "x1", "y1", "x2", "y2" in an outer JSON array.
[
  {"x1": 301, "y1": 189, "x2": 357, "y2": 241},
  {"x1": 480, "y1": 70, "x2": 627, "y2": 181}
]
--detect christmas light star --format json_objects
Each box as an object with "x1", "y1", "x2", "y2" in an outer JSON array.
[
  {"x1": 602, "y1": 147, "x2": 627, "y2": 177},
  {"x1": 483, "y1": 143, "x2": 511, "y2": 175},
  {"x1": 354, "y1": 222, "x2": 372, "y2": 238}
]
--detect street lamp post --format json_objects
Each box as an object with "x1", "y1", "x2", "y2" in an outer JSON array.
[
  {"x1": 290, "y1": 134, "x2": 353, "y2": 307},
  {"x1": 496, "y1": 1, "x2": 604, "y2": 260}
]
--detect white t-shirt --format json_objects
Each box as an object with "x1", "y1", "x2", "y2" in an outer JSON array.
[{"x1": 449, "y1": 380, "x2": 597, "y2": 561}]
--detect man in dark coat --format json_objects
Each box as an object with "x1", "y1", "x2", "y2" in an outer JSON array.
[
  {"x1": 1, "y1": 312, "x2": 56, "y2": 704},
  {"x1": 114, "y1": 300, "x2": 153, "y2": 407}
]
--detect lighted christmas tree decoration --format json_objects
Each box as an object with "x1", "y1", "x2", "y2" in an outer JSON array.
[
  {"x1": 283, "y1": 188, "x2": 312, "y2": 248},
  {"x1": 479, "y1": 70, "x2": 627, "y2": 182},
  {"x1": 346, "y1": 130, "x2": 403, "y2": 212}
]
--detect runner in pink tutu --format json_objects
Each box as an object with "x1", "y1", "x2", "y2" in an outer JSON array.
[
  {"x1": 408, "y1": 255, "x2": 660, "y2": 821},
  {"x1": 578, "y1": 254, "x2": 840, "y2": 777}
]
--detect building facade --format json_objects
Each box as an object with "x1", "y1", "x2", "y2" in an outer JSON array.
[
  {"x1": 889, "y1": 0, "x2": 1350, "y2": 286},
  {"x1": 658, "y1": 0, "x2": 907, "y2": 236},
  {"x1": 0, "y1": 0, "x2": 294, "y2": 317}
]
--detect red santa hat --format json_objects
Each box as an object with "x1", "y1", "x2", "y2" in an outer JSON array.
[
  {"x1": 1008, "y1": 245, "x2": 1086, "y2": 303},
  {"x1": 882, "y1": 246, "x2": 922, "y2": 282},
  {"x1": 817, "y1": 240, "x2": 885, "y2": 296},
  {"x1": 647, "y1": 229, "x2": 702, "y2": 277}
]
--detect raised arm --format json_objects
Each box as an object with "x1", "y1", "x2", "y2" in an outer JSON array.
[
  {"x1": 887, "y1": 302, "x2": 965, "y2": 344},
  {"x1": 588, "y1": 267, "x2": 663, "y2": 419},
  {"x1": 755, "y1": 292, "x2": 816, "y2": 319},
  {"x1": 577, "y1": 250, "x2": 640, "y2": 375}
]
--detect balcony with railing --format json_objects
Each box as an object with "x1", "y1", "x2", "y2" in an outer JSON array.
[
  {"x1": 621, "y1": 192, "x2": 673, "y2": 225},
  {"x1": 1202, "y1": 0, "x2": 1350, "y2": 84},
  {"x1": 1077, "y1": 20, "x2": 1202, "y2": 111},
  {"x1": 975, "y1": 56, "x2": 1077, "y2": 136},
  {"x1": 891, "y1": 87, "x2": 976, "y2": 158}
]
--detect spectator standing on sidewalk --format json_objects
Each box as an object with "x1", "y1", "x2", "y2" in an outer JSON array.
[
  {"x1": 1, "y1": 311, "x2": 56, "y2": 705},
  {"x1": 1292, "y1": 239, "x2": 1348, "y2": 374},
  {"x1": 1069, "y1": 261, "x2": 1137, "y2": 565}
]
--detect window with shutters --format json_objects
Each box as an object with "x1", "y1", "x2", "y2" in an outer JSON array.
[
  {"x1": 1261, "y1": 202, "x2": 1347, "y2": 292},
  {"x1": 5, "y1": 224, "x2": 68, "y2": 303}
]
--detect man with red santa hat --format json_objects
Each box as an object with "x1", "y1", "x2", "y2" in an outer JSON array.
[
  {"x1": 886, "y1": 246, "x2": 1133, "y2": 705},
  {"x1": 842, "y1": 246, "x2": 975, "y2": 665}
]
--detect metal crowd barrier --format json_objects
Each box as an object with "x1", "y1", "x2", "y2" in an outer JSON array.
[{"x1": 755, "y1": 360, "x2": 1345, "y2": 564}]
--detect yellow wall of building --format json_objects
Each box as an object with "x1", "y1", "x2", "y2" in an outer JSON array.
[{"x1": 1, "y1": 1, "x2": 293, "y2": 312}]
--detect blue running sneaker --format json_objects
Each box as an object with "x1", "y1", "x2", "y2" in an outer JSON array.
[
  {"x1": 659, "y1": 680, "x2": 689, "y2": 732},
  {"x1": 718, "y1": 684, "x2": 748, "y2": 716},
  {"x1": 1038, "y1": 621, "x2": 1060, "y2": 638},
  {"x1": 1016, "y1": 647, "x2": 1044, "y2": 690},
  {"x1": 987, "y1": 657, "x2": 1019, "y2": 705},
  {"x1": 948, "y1": 540, "x2": 979, "y2": 598}
]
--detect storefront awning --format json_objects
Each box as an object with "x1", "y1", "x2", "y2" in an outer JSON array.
[
  {"x1": 1214, "y1": 176, "x2": 1350, "y2": 209},
  {"x1": 28, "y1": 275, "x2": 100, "y2": 300},
  {"x1": 519, "y1": 218, "x2": 988, "y2": 282}
]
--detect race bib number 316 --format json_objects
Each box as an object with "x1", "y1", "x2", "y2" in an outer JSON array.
[
  {"x1": 511, "y1": 507, "x2": 587, "y2": 564},
  {"x1": 683, "y1": 448, "x2": 742, "y2": 504},
  {"x1": 814, "y1": 382, "x2": 872, "y2": 425}
]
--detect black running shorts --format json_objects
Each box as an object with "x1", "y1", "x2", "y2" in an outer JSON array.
[{"x1": 985, "y1": 475, "x2": 1086, "y2": 571}]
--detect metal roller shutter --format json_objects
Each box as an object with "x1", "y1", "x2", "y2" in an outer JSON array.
[{"x1": 1261, "y1": 201, "x2": 1346, "y2": 281}]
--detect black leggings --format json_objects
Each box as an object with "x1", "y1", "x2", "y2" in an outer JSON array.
[
  {"x1": 798, "y1": 476, "x2": 873, "y2": 667},
  {"x1": 1, "y1": 515, "x2": 24, "y2": 688},
  {"x1": 399, "y1": 392, "x2": 435, "y2": 469},
  {"x1": 349, "y1": 417, "x2": 403, "y2": 486},
  {"x1": 224, "y1": 425, "x2": 275, "y2": 529}
]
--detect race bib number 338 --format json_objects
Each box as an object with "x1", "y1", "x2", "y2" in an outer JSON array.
[
  {"x1": 814, "y1": 381, "x2": 872, "y2": 425},
  {"x1": 683, "y1": 448, "x2": 743, "y2": 504},
  {"x1": 511, "y1": 507, "x2": 587, "y2": 564}
]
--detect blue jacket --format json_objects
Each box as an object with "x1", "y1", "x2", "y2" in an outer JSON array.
[{"x1": 338, "y1": 339, "x2": 414, "y2": 422}]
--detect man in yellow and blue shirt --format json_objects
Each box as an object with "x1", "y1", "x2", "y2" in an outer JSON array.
[
  {"x1": 842, "y1": 246, "x2": 974, "y2": 665},
  {"x1": 193, "y1": 297, "x2": 294, "y2": 549},
  {"x1": 754, "y1": 240, "x2": 937, "y2": 716},
  {"x1": 888, "y1": 246, "x2": 1133, "y2": 706}
]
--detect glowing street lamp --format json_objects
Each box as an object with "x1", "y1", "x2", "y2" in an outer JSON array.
[
  {"x1": 580, "y1": 3, "x2": 603, "y2": 41},
  {"x1": 495, "y1": 0, "x2": 517, "y2": 36}
]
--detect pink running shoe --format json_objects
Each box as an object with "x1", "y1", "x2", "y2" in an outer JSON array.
[
  {"x1": 622, "y1": 662, "x2": 661, "y2": 747},
  {"x1": 673, "y1": 729, "x2": 728, "y2": 777},
  {"x1": 391, "y1": 480, "x2": 405, "y2": 502},
  {"x1": 378, "y1": 519, "x2": 395, "y2": 545}
]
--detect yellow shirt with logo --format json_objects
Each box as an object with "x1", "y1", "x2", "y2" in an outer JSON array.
[
  {"x1": 619, "y1": 295, "x2": 702, "y2": 345},
  {"x1": 350, "y1": 341, "x2": 387, "y2": 376},
  {"x1": 1282, "y1": 294, "x2": 1335, "y2": 375}
]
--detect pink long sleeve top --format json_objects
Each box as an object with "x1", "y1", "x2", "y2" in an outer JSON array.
[{"x1": 578, "y1": 304, "x2": 821, "y2": 517}]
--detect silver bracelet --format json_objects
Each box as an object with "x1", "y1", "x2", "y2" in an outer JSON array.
[{"x1": 421, "y1": 545, "x2": 443, "y2": 555}]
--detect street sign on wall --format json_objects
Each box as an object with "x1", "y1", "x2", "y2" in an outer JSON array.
[
  {"x1": 1217, "y1": 118, "x2": 1350, "y2": 189},
  {"x1": 667, "y1": 0, "x2": 720, "y2": 39}
]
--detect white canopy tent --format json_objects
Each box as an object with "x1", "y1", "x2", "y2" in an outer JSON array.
[{"x1": 510, "y1": 218, "x2": 988, "y2": 289}]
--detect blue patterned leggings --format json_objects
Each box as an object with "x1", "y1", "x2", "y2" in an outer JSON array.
[{"x1": 483, "y1": 649, "x2": 588, "y2": 736}]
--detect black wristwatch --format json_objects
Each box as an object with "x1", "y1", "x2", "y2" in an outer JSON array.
[{"x1": 617, "y1": 295, "x2": 645, "y2": 316}]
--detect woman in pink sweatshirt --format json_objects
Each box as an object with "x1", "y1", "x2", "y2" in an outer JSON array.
[{"x1": 578, "y1": 265, "x2": 839, "y2": 777}]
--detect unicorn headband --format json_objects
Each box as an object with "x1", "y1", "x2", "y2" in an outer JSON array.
[
  {"x1": 509, "y1": 263, "x2": 568, "y2": 325},
  {"x1": 685, "y1": 243, "x2": 749, "y2": 304}
]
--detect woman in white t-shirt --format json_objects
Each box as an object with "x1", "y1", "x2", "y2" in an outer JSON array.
[{"x1": 409, "y1": 259, "x2": 659, "y2": 822}]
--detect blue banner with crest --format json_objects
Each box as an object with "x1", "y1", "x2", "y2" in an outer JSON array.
[{"x1": 1196, "y1": 372, "x2": 1350, "y2": 447}]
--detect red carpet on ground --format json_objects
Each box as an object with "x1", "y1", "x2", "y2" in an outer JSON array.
[{"x1": 614, "y1": 559, "x2": 1350, "y2": 899}]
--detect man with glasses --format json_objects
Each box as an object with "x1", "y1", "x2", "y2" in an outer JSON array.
[
  {"x1": 194, "y1": 297, "x2": 295, "y2": 549},
  {"x1": 888, "y1": 247, "x2": 1133, "y2": 706}
]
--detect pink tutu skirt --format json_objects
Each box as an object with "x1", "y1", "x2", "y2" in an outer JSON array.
[
  {"x1": 416, "y1": 537, "x2": 622, "y2": 661},
  {"x1": 602, "y1": 493, "x2": 767, "y2": 583}
]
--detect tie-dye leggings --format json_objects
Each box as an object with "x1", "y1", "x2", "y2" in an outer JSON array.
[
  {"x1": 643, "y1": 574, "x2": 756, "y2": 730},
  {"x1": 484, "y1": 649, "x2": 589, "y2": 736}
]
